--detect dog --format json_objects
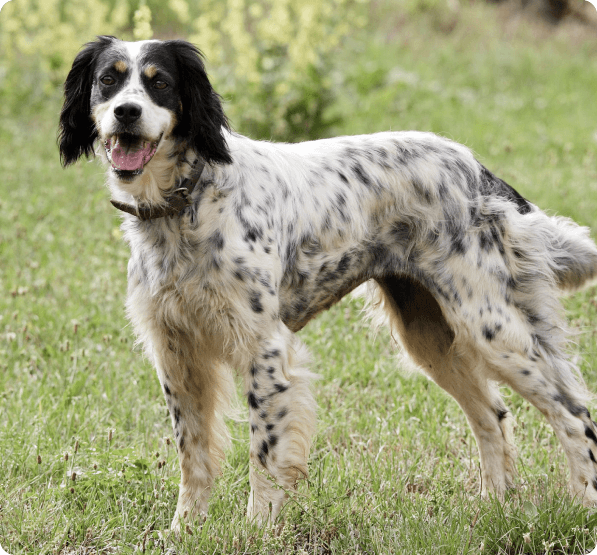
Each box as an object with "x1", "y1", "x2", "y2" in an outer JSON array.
[{"x1": 59, "y1": 36, "x2": 597, "y2": 530}]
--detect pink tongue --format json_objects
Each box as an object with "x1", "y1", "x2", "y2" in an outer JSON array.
[{"x1": 111, "y1": 140, "x2": 155, "y2": 171}]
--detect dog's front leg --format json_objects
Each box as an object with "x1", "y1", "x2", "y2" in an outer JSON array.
[
  {"x1": 151, "y1": 330, "x2": 232, "y2": 532},
  {"x1": 243, "y1": 325, "x2": 317, "y2": 524}
]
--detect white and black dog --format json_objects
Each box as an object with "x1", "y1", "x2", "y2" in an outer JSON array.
[{"x1": 59, "y1": 36, "x2": 597, "y2": 530}]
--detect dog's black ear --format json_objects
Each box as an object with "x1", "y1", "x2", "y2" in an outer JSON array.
[
  {"x1": 59, "y1": 36, "x2": 116, "y2": 166},
  {"x1": 167, "y1": 40, "x2": 232, "y2": 165}
]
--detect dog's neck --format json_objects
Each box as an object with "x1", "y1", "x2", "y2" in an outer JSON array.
[
  {"x1": 110, "y1": 158, "x2": 205, "y2": 221},
  {"x1": 107, "y1": 139, "x2": 208, "y2": 221}
]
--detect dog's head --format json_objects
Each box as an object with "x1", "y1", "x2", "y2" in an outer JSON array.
[{"x1": 59, "y1": 36, "x2": 231, "y2": 184}]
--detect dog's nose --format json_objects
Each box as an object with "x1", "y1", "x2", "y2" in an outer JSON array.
[{"x1": 114, "y1": 102, "x2": 142, "y2": 125}]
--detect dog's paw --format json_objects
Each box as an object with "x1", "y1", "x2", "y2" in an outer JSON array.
[{"x1": 170, "y1": 509, "x2": 207, "y2": 534}]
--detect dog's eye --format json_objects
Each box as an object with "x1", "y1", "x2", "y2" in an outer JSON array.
[
  {"x1": 153, "y1": 81, "x2": 168, "y2": 90},
  {"x1": 100, "y1": 76, "x2": 116, "y2": 86}
]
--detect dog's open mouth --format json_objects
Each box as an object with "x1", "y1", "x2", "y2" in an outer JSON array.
[{"x1": 104, "y1": 133, "x2": 161, "y2": 178}]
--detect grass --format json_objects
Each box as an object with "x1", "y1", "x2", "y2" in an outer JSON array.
[{"x1": 2, "y1": 2, "x2": 597, "y2": 553}]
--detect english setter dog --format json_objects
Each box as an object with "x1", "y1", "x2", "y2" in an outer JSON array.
[{"x1": 59, "y1": 36, "x2": 597, "y2": 530}]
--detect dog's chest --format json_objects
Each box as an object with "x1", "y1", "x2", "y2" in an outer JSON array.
[
  {"x1": 127, "y1": 219, "x2": 235, "y2": 293},
  {"x1": 124, "y1": 216, "x2": 282, "y2": 341}
]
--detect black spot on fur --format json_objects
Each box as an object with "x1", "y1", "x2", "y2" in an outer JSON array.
[
  {"x1": 479, "y1": 230, "x2": 494, "y2": 252},
  {"x1": 268, "y1": 434, "x2": 278, "y2": 448},
  {"x1": 585, "y1": 425, "x2": 597, "y2": 445},
  {"x1": 482, "y1": 325, "x2": 496, "y2": 341},
  {"x1": 589, "y1": 449, "x2": 596, "y2": 463},
  {"x1": 263, "y1": 349, "x2": 280, "y2": 359},
  {"x1": 245, "y1": 228, "x2": 261, "y2": 243},
  {"x1": 497, "y1": 409, "x2": 508, "y2": 422},
  {"x1": 352, "y1": 162, "x2": 372, "y2": 187},
  {"x1": 451, "y1": 236, "x2": 467, "y2": 255},
  {"x1": 249, "y1": 291, "x2": 264, "y2": 313},
  {"x1": 258, "y1": 440, "x2": 269, "y2": 465},
  {"x1": 479, "y1": 166, "x2": 531, "y2": 215},
  {"x1": 375, "y1": 147, "x2": 388, "y2": 160},
  {"x1": 248, "y1": 392, "x2": 260, "y2": 409},
  {"x1": 266, "y1": 423, "x2": 275, "y2": 431},
  {"x1": 277, "y1": 408, "x2": 287, "y2": 420},
  {"x1": 273, "y1": 383, "x2": 288, "y2": 394},
  {"x1": 553, "y1": 391, "x2": 590, "y2": 418},
  {"x1": 179, "y1": 436, "x2": 185, "y2": 452},
  {"x1": 164, "y1": 384, "x2": 171, "y2": 395},
  {"x1": 489, "y1": 223, "x2": 506, "y2": 255},
  {"x1": 593, "y1": 477, "x2": 597, "y2": 491}
]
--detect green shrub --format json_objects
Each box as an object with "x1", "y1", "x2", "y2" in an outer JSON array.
[{"x1": 187, "y1": 0, "x2": 368, "y2": 140}]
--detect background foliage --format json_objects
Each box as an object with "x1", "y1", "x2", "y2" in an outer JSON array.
[
  {"x1": 2, "y1": 0, "x2": 597, "y2": 553},
  {"x1": 0, "y1": 0, "x2": 367, "y2": 140}
]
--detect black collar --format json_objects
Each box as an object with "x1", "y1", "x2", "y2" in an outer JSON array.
[{"x1": 110, "y1": 159, "x2": 206, "y2": 221}]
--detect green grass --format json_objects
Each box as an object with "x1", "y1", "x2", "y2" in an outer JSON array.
[{"x1": 2, "y1": 3, "x2": 597, "y2": 553}]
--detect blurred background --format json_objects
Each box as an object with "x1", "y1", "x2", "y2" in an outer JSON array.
[{"x1": 1, "y1": 0, "x2": 597, "y2": 143}]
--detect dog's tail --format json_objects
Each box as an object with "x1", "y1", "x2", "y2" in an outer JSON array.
[
  {"x1": 524, "y1": 211, "x2": 597, "y2": 292},
  {"x1": 547, "y1": 216, "x2": 597, "y2": 291}
]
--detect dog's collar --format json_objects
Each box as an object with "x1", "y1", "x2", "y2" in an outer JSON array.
[{"x1": 110, "y1": 159, "x2": 206, "y2": 221}]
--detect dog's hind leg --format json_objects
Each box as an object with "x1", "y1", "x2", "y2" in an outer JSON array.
[
  {"x1": 486, "y1": 344, "x2": 597, "y2": 505},
  {"x1": 241, "y1": 323, "x2": 317, "y2": 524},
  {"x1": 372, "y1": 276, "x2": 517, "y2": 497},
  {"x1": 429, "y1": 347, "x2": 518, "y2": 497}
]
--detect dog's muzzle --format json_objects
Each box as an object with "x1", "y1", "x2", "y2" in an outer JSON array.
[{"x1": 104, "y1": 133, "x2": 161, "y2": 176}]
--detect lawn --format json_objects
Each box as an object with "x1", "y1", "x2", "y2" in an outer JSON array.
[{"x1": 2, "y1": 3, "x2": 597, "y2": 553}]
